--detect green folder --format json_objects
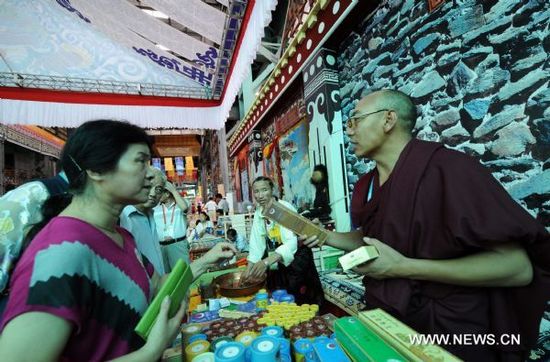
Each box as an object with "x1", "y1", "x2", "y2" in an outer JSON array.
[{"x1": 135, "y1": 259, "x2": 194, "y2": 340}]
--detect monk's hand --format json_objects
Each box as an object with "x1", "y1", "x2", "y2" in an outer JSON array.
[
  {"x1": 352, "y1": 237, "x2": 406, "y2": 279},
  {"x1": 299, "y1": 234, "x2": 317, "y2": 248}
]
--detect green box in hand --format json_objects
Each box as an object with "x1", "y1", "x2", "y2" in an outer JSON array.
[{"x1": 135, "y1": 259, "x2": 194, "y2": 340}]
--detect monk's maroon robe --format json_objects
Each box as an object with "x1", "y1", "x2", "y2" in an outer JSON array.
[{"x1": 351, "y1": 139, "x2": 550, "y2": 361}]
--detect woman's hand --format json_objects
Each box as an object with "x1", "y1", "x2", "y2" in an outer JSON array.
[
  {"x1": 191, "y1": 242, "x2": 238, "y2": 278},
  {"x1": 200, "y1": 242, "x2": 237, "y2": 266},
  {"x1": 142, "y1": 296, "x2": 186, "y2": 360}
]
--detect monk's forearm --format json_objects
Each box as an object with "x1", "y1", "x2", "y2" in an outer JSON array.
[
  {"x1": 403, "y1": 243, "x2": 533, "y2": 287},
  {"x1": 326, "y1": 230, "x2": 365, "y2": 252}
]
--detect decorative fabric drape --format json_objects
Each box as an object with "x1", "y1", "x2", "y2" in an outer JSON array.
[{"x1": 0, "y1": 0, "x2": 277, "y2": 130}]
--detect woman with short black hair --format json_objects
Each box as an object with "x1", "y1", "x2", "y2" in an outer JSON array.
[{"x1": 0, "y1": 120, "x2": 235, "y2": 361}]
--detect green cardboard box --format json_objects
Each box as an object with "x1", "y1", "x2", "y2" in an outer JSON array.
[{"x1": 334, "y1": 316, "x2": 407, "y2": 362}]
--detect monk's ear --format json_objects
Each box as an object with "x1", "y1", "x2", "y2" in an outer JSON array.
[{"x1": 382, "y1": 110, "x2": 398, "y2": 133}]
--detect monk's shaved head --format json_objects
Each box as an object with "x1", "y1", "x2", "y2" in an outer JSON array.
[{"x1": 361, "y1": 89, "x2": 417, "y2": 133}]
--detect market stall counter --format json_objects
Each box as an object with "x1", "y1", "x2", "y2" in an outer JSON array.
[{"x1": 160, "y1": 267, "x2": 460, "y2": 362}]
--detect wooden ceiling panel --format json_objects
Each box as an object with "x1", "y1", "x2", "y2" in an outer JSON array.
[{"x1": 152, "y1": 134, "x2": 201, "y2": 157}]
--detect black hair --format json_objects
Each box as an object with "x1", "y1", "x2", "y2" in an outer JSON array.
[
  {"x1": 23, "y1": 120, "x2": 150, "y2": 250},
  {"x1": 252, "y1": 176, "x2": 275, "y2": 190},
  {"x1": 200, "y1": 211, "x2": 210, "y2": 221},
  {"x1": 215, "y1": 193, "x2": 223, "y2": 198},
  {"x1": 226, "y1": 228, "x2": 237, "y2": 238},
  {"x1": 61, "y1": 120, "x2": 152, "y2": 194},
  {"x1": 311, "y1": 164, "x2": 329, "y2": 186}
]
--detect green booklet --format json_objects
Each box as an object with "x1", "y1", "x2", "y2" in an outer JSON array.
[{"x1": 135, "y1": 259, "x2": 194, "y2": 340}]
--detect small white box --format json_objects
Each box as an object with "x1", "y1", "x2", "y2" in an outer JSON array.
[{"x1": 339, "y1": 246, "x2": 379, "y2": 271}]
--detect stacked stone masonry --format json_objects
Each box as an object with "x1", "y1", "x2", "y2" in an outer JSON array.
[
  {"x1": 337, "y1": 1, "x2": 549, "y2": 358},
  {"x1": 337, "y1": 0, "x2": 549, "y2": 228}
]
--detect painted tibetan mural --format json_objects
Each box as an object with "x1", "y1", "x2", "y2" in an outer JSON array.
[{"x1": 278, "y1": 120, "x2": 314, "y2": 212}]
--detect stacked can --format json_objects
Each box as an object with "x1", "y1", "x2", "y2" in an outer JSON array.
[
  {"x1": 191, "y1": 351, "x2": 215, "y2": 362},
  {"x1": 203, "y1": 317, "x2": 262, "y2": 343},
  {"x1": 181, "y1": 323, "x2": 202, "y2": 344},
  {"x1": 234, "y1": 331, "x2": 257, "y2": 347},
  {"x1": 215, "y1": 342, "x2": 247, "y2": 362},
  {"x1": 260, "y1": 326, "x2": 284, "y2": 339},
  {"x1": 288, "y1": 316, "x2": 331, "y2": 341},
  {"x1": 189, "y1": 333, "x2": 208, "y2": 344},
  {"x1": 185, "y1": 340, "x2": 210, "y2": 361},
  {"x1": 250, "y1": 336, "x2": 280, "y2": 362},
  {"x1": 293, "y1": 338, "x2": 313, "y2": 362},
  {"x1": 210, "y1": 336, "x2": 233, "y2": 351}
]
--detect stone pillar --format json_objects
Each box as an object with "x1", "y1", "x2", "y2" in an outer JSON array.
[
  {"x1": 303, "y1": 48, "x2": 350, "y2": 232},
  {"x1": 217, "y1": 128, "x2": 231, "y2": 194},
  {"x1": 0, "y1": 137, "x2": 4, "y2": 195}
]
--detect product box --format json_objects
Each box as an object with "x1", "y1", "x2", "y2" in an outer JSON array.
[
  {"x1": 161, "y1": 344, "x2": 183, "y2": 362},
  {"x1": 338, "y1": 245, "x2": 379, "y2": 271},
  {"x1": 262, "y1": 201, "x2": 329, "y2": 244},
  {"x1": 334, "y1": 316, "x2": 407, "y2": 361},
  {"x1": 312, "y1": 339, "x2": 351, "y2": 362},
  {"x1": 135, "y1": 259, "x2": 194, "y2": 340},
  {"x1": 358, "y1": 309, "x2": 463, "y2": 362},
  {"x1": 189, "y1": 310, "x2": 220, "y2": 323}
]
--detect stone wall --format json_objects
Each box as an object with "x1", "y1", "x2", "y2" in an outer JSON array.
[{"x1": 337, "y1": 0, "x2": 549, "y2": 226}]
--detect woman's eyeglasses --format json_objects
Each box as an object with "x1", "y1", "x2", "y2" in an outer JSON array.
[{"x1": 346, "y1": 109, "x2": 391, "y2": 129}]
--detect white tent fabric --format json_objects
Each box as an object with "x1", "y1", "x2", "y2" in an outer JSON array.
[
  {"x1": 68, "y1": 0, "x2": 212, "y2": 66},
  {"x1": 0, "y1": 100, "x2": 222, "y2": 129},
  {"x1": 142, "y1": 0, "x2": 226, "y2": 44},
  {"x1": 0, "y1": 0, "x2": 277, "y2": 130}
]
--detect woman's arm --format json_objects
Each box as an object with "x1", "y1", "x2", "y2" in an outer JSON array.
[
  {"x1": 0, "y1": 312, "x2": 72, "y2": 361},
  {"x1": 0, "y1": 299, "x2": 186, "y2": 362}
]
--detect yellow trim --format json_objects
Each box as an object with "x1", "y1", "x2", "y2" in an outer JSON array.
[
  {"x1": 307, "y1": 14, "x2": 317, "y2": 29},
  {"x1": 288, "y1": 46, "x2": 296, "y2": 56},
  {"x1": 296, "y1": 30, "x2": 306, "y2": 44}
]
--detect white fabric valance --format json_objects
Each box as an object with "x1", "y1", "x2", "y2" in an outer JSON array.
[{"x1": 0, "y1": 0, "x2": 277, "y2": 130}]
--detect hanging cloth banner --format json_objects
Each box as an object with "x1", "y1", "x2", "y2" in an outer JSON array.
[
  {"x1": 152, "y1": 158, "x2": 162, "y2": 170},
  {"x1": 164, "y1": 157, "x2": 174, "y2": 171},
  {"x1": 175, "y1": 156, "x2": 184, "y2": 176},
  {"x1": 185, "y1": 156, "x2": 195, "y2": 178}
]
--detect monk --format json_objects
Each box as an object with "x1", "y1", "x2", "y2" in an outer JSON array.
[{"x1": 303, "y1": 89, "x2": 550, "y2": 361}]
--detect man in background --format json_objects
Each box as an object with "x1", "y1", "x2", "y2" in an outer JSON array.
[
  {"x1": 120, "y1": 167, "x2": 166, "y2": 275},
  {"x1": 204, "y1": 196, "x2": 218, "y2": 222},
  {"x1": 216, "y1": 193, "x2": 230, "y2": 216},
  {"x1": 154, "y1": 182, "x2": 190, "y2": 271}
]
